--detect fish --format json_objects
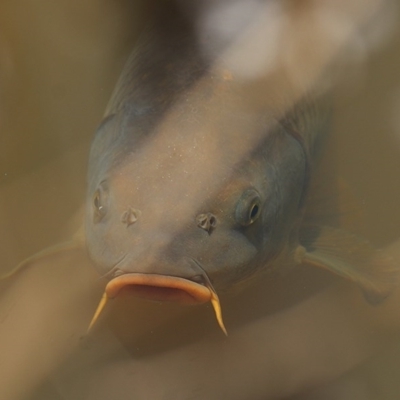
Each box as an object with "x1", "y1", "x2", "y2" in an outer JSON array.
[
  {"x1": 5, "y1": 6, "x2": 398, "y2": 336},
  {"x1": 82, "y1": 9, "x2": 398, "y2": 334}
]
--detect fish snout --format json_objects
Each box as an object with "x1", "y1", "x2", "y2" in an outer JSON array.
[
  {"x1": 121, "y1": 207, "x2": 142, "y2": 227},
  {"x1": 196, "y1": 212, "x2": 217, "y2": 234}
]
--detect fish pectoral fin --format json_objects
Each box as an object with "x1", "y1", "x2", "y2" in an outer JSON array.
[
  {"x1": 0, "y1": 240, "x2": 84, "y2": 281},
  {"x1": 299, "y1": 226, "x2": 399, "y2": 304}
]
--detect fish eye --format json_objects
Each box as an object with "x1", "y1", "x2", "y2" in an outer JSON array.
[
  {"x1": 93, "y1": 191, "x2": 101, "y2": 209},
  {"x1": 250, "y1": 203, "x2": 259, "y2": 220},
  {"x1": 93, "y1": 182, "x2": 108, "y2": 222},
  {"x1": 235, "y1": 188, "x2": 262, "y2": 226}
]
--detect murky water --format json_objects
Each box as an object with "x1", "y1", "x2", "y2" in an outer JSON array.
[
  {"x1": 0, "y1": 0, "x2": 148, "y2": 272},
  {"x1": 1, "y1": 1, "x2": 400, "y2": 399}
]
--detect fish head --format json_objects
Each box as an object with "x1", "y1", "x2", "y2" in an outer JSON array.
[{"x1": 84, "y1": 107, "x2": 307, "y2": 305}]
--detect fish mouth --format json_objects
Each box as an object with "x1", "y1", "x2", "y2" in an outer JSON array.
[
  {"x1": 106, "y1": 273, "x2": 212, "y2": 304},
  {"x1": 88, "y1": 273, "x2": 227, "y2": 335}
]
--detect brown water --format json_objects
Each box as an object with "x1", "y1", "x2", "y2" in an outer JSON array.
[{"x1": 1, "y1": 1, "x2": 400, "y2": 399}]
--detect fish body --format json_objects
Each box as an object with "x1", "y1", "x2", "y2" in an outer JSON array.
[
  {"x1": 85, "y1": 13, "x2": 313, "y2": 304},
  {"x1": 2, "y1": 7, "x2": 392, "y2": 335},
  {"x1": 83, "y1": 8, "x2": 398, "y2": 332}
]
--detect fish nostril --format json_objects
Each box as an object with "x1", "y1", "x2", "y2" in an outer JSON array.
[
  {"x1": 196, "y1": 213, "x2": 217, "y2": 235},
  {"x1": 121, "y1": 207, "x2": 141, "y2": 227}
]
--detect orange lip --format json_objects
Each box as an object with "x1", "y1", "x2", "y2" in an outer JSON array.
[
  {"x1": 105, "y1": 273, "x2": 212, "y2": 303},
  {"x1": 88, "y1": 273, "x2": 227, "y2": 335}
]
